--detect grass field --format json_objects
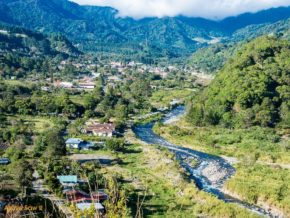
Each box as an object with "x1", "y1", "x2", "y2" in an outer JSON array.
[
  {"x1": 153, "y1": 120, "x2": 290, "y2": 216},
  {"x1": 154, "y1": 120, "x2": 290, "y2": 164},
  {"x1": 6, "y1": 115, "x2": 55, "y2": 134},
  {"x1": 70, "y1": 94, "x2": 86, "y2": 106},
  {"x1": 150, "y1": 89, "x2": 195, "y2": 108},
  {"x1": 89, "y1": 130, "x2": 261, "y2": 218}
]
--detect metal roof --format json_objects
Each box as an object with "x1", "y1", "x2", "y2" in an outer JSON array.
[
  {"x1": 65, "y1": 138, "x2": 83, "y2": 144},
  {"x1": 77, "y1": 203, "x2": 104, "y2": 211},
  {"x1": 57, "y1": 175, "x2": 78, "y2": 183},
  {"x1": 0, "y1": 158, "x2": 10, "y2": 164}
]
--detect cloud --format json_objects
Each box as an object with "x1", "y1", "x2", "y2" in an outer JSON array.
[{"x1": 71, "y1": 0, "x2": 290, "y2": 20}]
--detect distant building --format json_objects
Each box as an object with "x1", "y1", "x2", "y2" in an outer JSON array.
[
  {"x1": 83, "y1": 123, "x2": 116, "y2": 138},
  {"x1": 41, "y1": 86, "x2": 50, "y2": 92},
  {"x1": 0, "y1": 158, "x2": 10, "y2": 165},
  {"x1": 107, "y1": 76, "x2": 122, "y2": 82},
  {"x1": 54, "y1": 81, "x2": 73, "y2": 89},
  {"x1": 78, "y1": 83, "x2": 95, "y2": 90}
]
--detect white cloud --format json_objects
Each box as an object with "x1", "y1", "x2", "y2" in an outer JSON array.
[{"x1": 71, "y1": 0, "x2": 290, "y2": 20}]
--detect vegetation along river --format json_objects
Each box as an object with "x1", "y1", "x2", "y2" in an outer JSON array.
[{"x1": 133, "y1": 105, "x2": 277, "y2": 218}]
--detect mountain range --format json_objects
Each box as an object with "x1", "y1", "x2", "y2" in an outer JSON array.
[{"x1": 0, "y1": 0, "x2": 290, "y2": 60}]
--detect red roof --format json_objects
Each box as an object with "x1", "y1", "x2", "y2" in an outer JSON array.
[
  {"x1": 86, "y1": 123, "x2": 115, "y2": 134},
  {"x1": 65, "y1": 190, "x2": 108, "y2": 202}
]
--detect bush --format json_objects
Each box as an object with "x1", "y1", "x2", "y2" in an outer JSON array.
[{"x1": 106, "y1": 138, "x2": 126, "y2": 152}]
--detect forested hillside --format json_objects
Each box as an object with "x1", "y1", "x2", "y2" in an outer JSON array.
[
  {"x1": 187, "y1": 36, "x2": 290, "y2": 128},
  {"x1": 189, "y1": 18, "x2": 290, "y2": 73},
  {"x1": 0, "y1": 23, "x2": 80, "y2": 78},
  {"x1": 0, "y1": 23, "x2": 80, "y2": 56}
]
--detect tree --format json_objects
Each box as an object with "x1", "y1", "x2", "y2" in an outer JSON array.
[
  {"x1": 187, "y1": 103, "x2": 204, "y2": 126},
  {"x1": 106, "y1": 138, "x2": 126, "y2": 152},
  {"x1": 44, "y1": 129, "x2": 66, "y2": 157},
  {"x1": 105, "y1": 176, "x2": 128, "y2": 218},
  {"x1": 12, "y1": 159, "x2": 34, "y2": 195},
  {"x1": 187, "y1": 36, "x2": 290, "y2": 129}
]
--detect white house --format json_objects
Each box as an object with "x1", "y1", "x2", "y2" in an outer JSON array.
[{"x1": 83, "y1": 123, "x2": 116, "y2": 138}]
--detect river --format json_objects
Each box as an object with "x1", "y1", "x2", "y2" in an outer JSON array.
[{"x1": 133, "y1": 105, "x2": 276, "y2": 218}]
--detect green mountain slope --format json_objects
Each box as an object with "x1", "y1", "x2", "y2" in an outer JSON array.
[
  {"x1": 188, "y1": 42, "x2": 240, "y2": 73},
  {"x1": 0, "y1": 23, "x2": 81, "y2": 78},
  {"x1": 1, "y1": 0, "x2": 289, "y2": 60},
  {"x1": 189, "y1": 18, "x2": 290, "y2": 73},
  {"x1": 0, "y1": 23, "x2": 80, "y2": 57},
  {"x1": 187, "y1": 36, "x2": 290, "y2": 128}
]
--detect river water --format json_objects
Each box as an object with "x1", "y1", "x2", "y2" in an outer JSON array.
[{"x1": 133, "y1": 106, "x2": 276, "y2": 218}]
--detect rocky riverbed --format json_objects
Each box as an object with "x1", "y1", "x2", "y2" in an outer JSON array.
[{"x1": 133, "y1": 105, "x2": 277, "y2": 218}]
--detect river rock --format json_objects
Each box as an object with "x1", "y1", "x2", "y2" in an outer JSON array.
[{"x1": 201, "y1": 161, "x2": 228, "y2": 185}]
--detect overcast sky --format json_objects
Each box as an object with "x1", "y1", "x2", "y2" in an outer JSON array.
[{"x1": 71, "y1": 0, "x2": 290, "y2": 20}]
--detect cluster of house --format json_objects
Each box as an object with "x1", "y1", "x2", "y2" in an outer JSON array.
[
  {"x1": 59, "y1": 60, "x2": 97, "y2": 72},
  {"x1": 57, "y1": 175, "x2": 108, "y2": 213},
  {"x1": 65, "y1": 122, "x2": 116, "y2": 151},
  {"x1": 109, "y1": 61, "x2": 178, "y2": 77}
]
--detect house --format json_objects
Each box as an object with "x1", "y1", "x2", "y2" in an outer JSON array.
[
  {"x1": 54, "y1": 81, "x2": 73, "y2": 89},
  {"x1": 66, "y1": 138, "x2": 96, "y2": 150},
  {"x1": 64, "y1": 190, "x2": 108, "y2": 203},
  {"x1": 41, "y1": 86, "x2": 50, "y2": 92},
  {"x1": 78, "y1": 83, "x2": 95, "y2": 90},
  {"x1": 0, "y1": 158, "x2": 10, "y2": 165},
  {"x1": 77, "y1": 203, "x2": 105, "y2": 213},
  {"x1": 83, "y1": 123, "x2": 116, "y2": 138},
  {"x1": 66, "y1": 138, "x2": 84, "y2": 149},
  {"x1": 57, "y1": 175, "x2": 78, "y2": 187},
  {"x1": 107, "y1": 76, "x2": 122, "y2": 82}
]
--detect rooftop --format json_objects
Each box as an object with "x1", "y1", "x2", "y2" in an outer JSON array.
[
  {"x1": 57, "y1": 175, "x2": 78, "y2": 183},
  {"x1": 0, "y1": 158, "x2": 10, "y2": 164},
  {"x1": 86, "y1": 123, "x2": 115, "y2": 133},
  {"x1": 77, "y1": 203, "x2": 104, "y2": 211},
  {"x1": 66, "y1": 138, "x2": 84, "y2": 144}
]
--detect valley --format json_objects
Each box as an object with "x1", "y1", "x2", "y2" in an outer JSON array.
[{"x1": 0, "y1": 1, "x2": 289, "y2": 218}]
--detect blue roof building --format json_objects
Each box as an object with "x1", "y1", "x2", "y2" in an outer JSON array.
[
  {"x1": 0, "y1": 158, "x2": 10, "y2": 165},
  {"x1": 57, "y1": 175, "x2": 78, "y2": 185},
  {"x1": 66, "y1": 138, "x2": 96, "y2": 150},
  {"x1": 65, "y1": 138, "x2": 84, "y2": 149}
]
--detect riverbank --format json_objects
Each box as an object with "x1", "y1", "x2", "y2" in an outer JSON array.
[
  {"x1": 110, "y1": 129, "x2": 261, "y2": 217},
  {"x1": 153, "y1": 118, "x2": 290, "y2": 217}
]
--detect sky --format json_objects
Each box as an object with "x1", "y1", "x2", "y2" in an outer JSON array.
[{"x1": 71, "y1": 0, "x2": 290, "y2": 20}]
